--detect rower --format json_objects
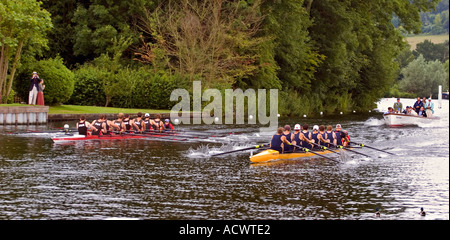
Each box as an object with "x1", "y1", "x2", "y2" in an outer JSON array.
[
  {"x1": 292, "y1": 124, "x2": 302, "y2": 151},
  {"x1": 91, "y1": 114, "x2": 107, "y2": 135},
  {"x1": 282, "y1": 125, "x2": 294, "y2": 153},
  {"x1": 132, "y1": 112, "x2": 144, "y2": 132},
  {"x1": 163, "y1": 119, "x2": 175, "y2": 130},
  {"x1": 300, "y1": 124, "x2": 312, "y2": 150},
  {"x1": 152, "y1": 114, "x2": 164, "y2": 131},
  {"x1": 325, "y1": 125, "x2": 337, "y2": 148},
  {"x1": 104, "y1": 115, "x2": 119, "y2": 134},
  {"x1": 123, "y1": 114, "x2": 132, "y2": 132},
  {"x1": 270, "y1": 127, "x2": 291, "y2": 153},
  {"x1": 113, "y1": 113, "x2": 125, "y2": 132},
  {"x1": 318, "y1": 125, "x2": 327, "y2": 148},
  {"x1": 76, "y1": 115, "x2": 95, "y2": 135},
  {"x1": 142, "y1": 113, "x2": 153, "y2": 131},
  {"x1": 310, "y1": 125, "x2": 320, "y2": 150}
]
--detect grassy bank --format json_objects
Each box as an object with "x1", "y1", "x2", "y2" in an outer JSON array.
[
  {"x1": 406, "y1": 34, "x2": 449, "y2": 50},
  {"x1": 48, "y1": 105, "x2": 170, "y2": 115},
  {"x1": 1, "y1": 103, "x2": 170, "y2": 115}
]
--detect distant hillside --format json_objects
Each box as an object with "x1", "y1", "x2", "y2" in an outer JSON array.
[
  {"x1": 406, "y1": 34, "x2": 449, "y2": 50},
  {"x1": 393, "y1": 0, "x2": 449, "y2": 35}
]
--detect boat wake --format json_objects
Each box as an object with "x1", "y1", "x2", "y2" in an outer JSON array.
[
  {"x1": 185, "y1": 143, "x2": 255, "y2": 158},
  {"x1": 364, "y1": 117, "x2": 385, "y2": 127}
]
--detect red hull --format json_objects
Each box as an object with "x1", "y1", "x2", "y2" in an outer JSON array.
[{"x1": 52, "y1": 133, "x2": 171, "y2": 142}]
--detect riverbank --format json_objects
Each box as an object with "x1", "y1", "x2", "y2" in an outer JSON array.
[{"x1": 0, "y1": 104, "x2": 172, "y2": 122}]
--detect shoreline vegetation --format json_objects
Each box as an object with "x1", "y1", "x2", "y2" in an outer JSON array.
[{"x1": 0, "y1": 104, "x2": 169, "y2": 115}]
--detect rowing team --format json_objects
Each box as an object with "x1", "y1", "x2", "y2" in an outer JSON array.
[
  {"x1": 76, "y1": 112, "x2": 174, "y2": 136},
  {"x1": 270, "y1": 123, "x2": 350, "y2": 153}
]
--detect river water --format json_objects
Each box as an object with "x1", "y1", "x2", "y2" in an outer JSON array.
[{"x1": 0, "y1": 98, "x2": 448, "y2": 220}]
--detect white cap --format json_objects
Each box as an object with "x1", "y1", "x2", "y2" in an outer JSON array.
[
  {"x1": 294, "y1": 124, "x2": 301, "y2": 130},
  {"x1": 144, "y1": 113, "x2": 150, "y2": 117},
  {"x1": 313, "y1": 125, "x2": 319, "y2": 131},
  {"x1": 336, "y1": 124, "x2": 342, "y2": 128}
]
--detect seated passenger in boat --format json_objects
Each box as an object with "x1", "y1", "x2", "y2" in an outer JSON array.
[
  {"x1": 384, "y1": 107, "x2": 394, "y2": 115},
  {"x1": 418, "y1": 106, "x2": 427, "y2": 117},
  {"x1": 424, "y1": 98, "x2": 434, "y2": 117},
  {"x1": 405, "y1": 106, "x2": 418, "y2": 116}
]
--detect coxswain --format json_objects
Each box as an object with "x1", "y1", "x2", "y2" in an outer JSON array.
[
  {"x1": 335, "y1": 124, "x2": 350, "y2": 147},
  {"x1": 152, "y1": 114, "x2": 164, "y2": 131},
  {"x1": 270, "y1": 127, "x2": 291, "y2": 153},
  {"x1": 132, "y1": 112, "x2": 144, "y2": 132},
  {"x1": 164, "y1": 119, "x2": 175, "y2": 130},
  {"x1": 123, "y1": 114, "x2": 132, "y2": 132},
  {"x1": 142, "y1": 113, "x2": 153, "y2": 131},
  {"x1": 292, "y1": 124, "x2": 302, "y2": 151},
  {"x1": 112, "y1": 113, "x2": 125, "y2": 132},
  {"x1": 282, "y1": 125, "x2": 294, "y2": 153},
  {"x1": 91, "y1": 114, "x2": 107, "y2": 135},
  {"x1": 76, "y1": 115, "x2": 95, "y2": 135},
  {"x1": 325, "y1": 125, "x2": 337, "y2": 148},
  {"x1": 300, "y1": 124, "x2": 312, "y2": 149}
]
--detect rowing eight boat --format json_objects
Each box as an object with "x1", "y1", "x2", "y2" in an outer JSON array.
[
  {"x1": 51, "y1": 132, "x2": 185, "y2": 143},
  {"x1": 250, "y1": 148, "x2": 339, "y2": 163}
]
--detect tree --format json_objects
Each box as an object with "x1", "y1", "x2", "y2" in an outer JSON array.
[
  {"x1": 399, "y1": 55, "x2": 447, "y2": 97},
  {"x1": 138, "y1": 0, "x2": 268, "y2": 88},
  {"x1": 413, "y1": 40, "x2": 449, "y2": 63},
  {"x1": 0, "y1": 0, "x2": 53, "y2": 103}
]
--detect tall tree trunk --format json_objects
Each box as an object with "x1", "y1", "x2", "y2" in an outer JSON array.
[{"x1": 5, "y1": 40, "x2": 24, "y2": 102}]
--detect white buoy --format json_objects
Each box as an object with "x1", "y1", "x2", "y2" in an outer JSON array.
[
  {"x1": 320, "y1": 112, "x2": 323, "y2": 115},
  {"x1": 369, "y1": 110, "x2": 371, "y2": 113},
  {"x1": 277, "y1": 114, "x2": 280, "y2": 117},
  {"x1": 303, "y1": 114, "x2": 307, "y2": 118},
  {"x1": 249, "y1": 114, "x2": 253, "y2": 120},
  {"x1": 340, "y1": 112, "x2": 343, "y2": 115},
  {"x1": 353, "y1": 110, "x2": 356, "y2": 113},
  {"x1": 174, "y1": 119, "x2": 180, "y2": 125},
  {"x1": 64, "y1": 124, "x2": 70, "y2": 133},
  {"x1": 214, "y1": 117, "x2": 219, "y2": 123}
]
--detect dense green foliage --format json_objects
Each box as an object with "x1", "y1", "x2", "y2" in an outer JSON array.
[
  {"x1": 3, "y1": 0, "x2": 446, "y2": 115},
  {"x1": 399, "y1": 55, "x2": 447, "y2": 97},
  {"x1": 15, "y1": 57, "x2": 75, "y2": 104},
  {"x1": 0, "y1": 0, "x2": 52, "y2": 103}
]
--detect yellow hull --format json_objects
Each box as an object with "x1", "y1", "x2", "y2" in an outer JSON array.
[{"x1": 250, "y1": 149, "x2": 336, "y2": 163}]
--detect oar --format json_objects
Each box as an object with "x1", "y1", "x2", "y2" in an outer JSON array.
[
  {"x1": 211, "y1": 143, "x2": 270, "y2": 157},
  {"x1": 290, "y1": 143, "x2": 340, "y2": 163},
  {"x1": 348, "y1": 142, "x2": 396, "y2": 155},
  {"x1": 328, "y1": 142, "x2": 371, "y2": 158},
  {"x1": 309, "y1": 141, "x2": 340, "y2": 154}
]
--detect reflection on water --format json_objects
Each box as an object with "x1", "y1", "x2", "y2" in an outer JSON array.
[{"x1": 0, "y1": 98, "x2": 448, "y2": 220}]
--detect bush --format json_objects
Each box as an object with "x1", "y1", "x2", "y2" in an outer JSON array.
[
  {"x1": 14, "y1": 57, "x2": 75, "y2": 105},
  {"x1": 128, "y1": 70, "x2": 190, "y2": 110},
  {"x1": 68, "y1": 65, "x2": 107, "y2": 106}
]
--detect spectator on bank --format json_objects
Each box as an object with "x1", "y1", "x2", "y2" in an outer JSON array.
[
  {"x1": 28, "y1": 72, "x2": 40, "y2": 105},
  {"x1": 36, "y1": 79, "x2": 45, "y2": 106}
]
